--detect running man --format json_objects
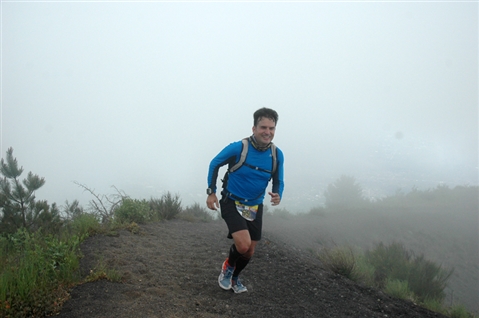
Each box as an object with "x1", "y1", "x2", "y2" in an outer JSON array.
[{"x1": 206, "y1": 107, "x2": 285, "y2": 293}]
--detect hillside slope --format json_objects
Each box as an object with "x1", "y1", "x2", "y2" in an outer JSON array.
[
  {"x1": 263, "y1": 208, "x2": 478, "y2": 314},
  {"x1": 57, "y1": 220, "x2": 447, "y2": 318}
]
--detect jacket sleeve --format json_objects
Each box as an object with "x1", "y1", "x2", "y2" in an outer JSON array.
[
  {"x1": 271, "y1": 147, "x2": 285, "y2": 199},
  {"x1": 207, "y1": 141, "x2": 242, "y2": 193}
]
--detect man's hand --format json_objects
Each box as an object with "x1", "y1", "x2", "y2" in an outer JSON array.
[
  {"x1": 268, "y1": 192, "x2": 281, "y2": 206},
  {"x1": 206, "y1": 193, "x2": 220, "y2": 210}
]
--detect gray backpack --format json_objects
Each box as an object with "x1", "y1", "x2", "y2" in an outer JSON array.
[{"x1": 229, "y1": 138, "x2": 277, "y2": 176}]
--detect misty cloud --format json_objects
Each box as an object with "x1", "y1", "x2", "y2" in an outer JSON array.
[{"x1": 2, "y1": 2, "x2": 477, "y2": 211}]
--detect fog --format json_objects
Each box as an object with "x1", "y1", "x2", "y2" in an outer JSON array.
[{"x1": 2, "y1": 2, "x2": 477, "y2": 212}]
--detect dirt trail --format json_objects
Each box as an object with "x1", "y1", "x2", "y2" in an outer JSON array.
[{"x1": 56, "y1": 219, "x2": 447, "y2": 318}]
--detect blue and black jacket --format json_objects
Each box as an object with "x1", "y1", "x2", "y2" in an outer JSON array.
[{"x1": 207, "y1": 139, "x2": 284, "y2": 206}]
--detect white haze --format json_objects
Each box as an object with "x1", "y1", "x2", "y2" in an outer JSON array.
[{"x1": 1, "y1": 2, "x2": 477, "y2": 212}]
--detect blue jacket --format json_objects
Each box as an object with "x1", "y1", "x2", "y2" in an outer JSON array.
[{"x1": 207, "y1": 139, "x2": 284, "y2": 205}]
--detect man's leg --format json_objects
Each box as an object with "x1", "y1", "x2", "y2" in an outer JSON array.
[
  {"x1": 218, "y1": 197, "x2": 246, "y2": 290},
  {"x1": 227, "y1": 243, "x2": 242, "y2": 267},
  {"x1": 230, "y1": 233, "x2": 257, "y2": 294},
  {"x1": 219, "y1": 232, "x2": 252, "y2": 291},
  {"x1": 233, "y1": 240, "x2": 257, "y2": 272},
  {"x1": 219, "y1": 198, "x2": 262, "y2": 292}
]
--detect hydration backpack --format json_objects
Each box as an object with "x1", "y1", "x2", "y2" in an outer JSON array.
[
  {"x1": 229, "y1": 138, "x2": 277, "y2": 175},
  {"x1": 221, "y1": 138, "x2": 278, "y2": 202}
]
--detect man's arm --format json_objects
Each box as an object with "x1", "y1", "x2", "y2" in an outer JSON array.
[
  {"x1": 270, "y1": 147, "x2": 285, "y2": 204},
  {"x1": 206, "y1": 141, "x2": 242, "y2": 208}
]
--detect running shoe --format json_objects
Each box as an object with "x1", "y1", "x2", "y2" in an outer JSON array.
[
  {"x1": 218, "y1": 259, "x2": 234, "y2": 290},
  {"x1": 231, "y1": 276, "x2": 248, "y2": 294}
]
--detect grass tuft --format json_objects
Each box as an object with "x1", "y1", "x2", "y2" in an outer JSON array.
[
  {"x1": 384, "y1": 278, "x2": 414, "y2": 301},
  {"x1": 318, "y1": 245, "x2": 359, "y2": 280},
  {"x1": 85, "y1": 257, "x2": 122, "y2": 283}
]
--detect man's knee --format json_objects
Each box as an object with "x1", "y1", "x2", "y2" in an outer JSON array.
[
  {"x1": 235, "y1": 242, "x2": 251, "y2": 255},
  {"x1": 237, "y1": 242, "x2": 256, "y2": 257},
  {"x1": 232, "y1": 230, "x2": 252, "y2": 254}
]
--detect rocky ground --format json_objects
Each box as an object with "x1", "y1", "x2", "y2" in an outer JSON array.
[{"x1": 54, "y1": 219, "x2": 448, "y2": 318}]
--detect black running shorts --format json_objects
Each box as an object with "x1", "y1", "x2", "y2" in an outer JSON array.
[{"x1": 220, "y1": 196, "x2": 263, "y2": 241}]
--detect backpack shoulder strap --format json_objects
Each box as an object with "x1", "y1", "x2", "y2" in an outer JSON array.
[
  {"x1": 229, "y1": 138, "x2": 249, "y2": 173},
  {"x1": 271, "y1": 143, "x2": 277, "y2": 175},
  {"x1": 229, "y1": 139, "x2": 278, "y2": 175}
]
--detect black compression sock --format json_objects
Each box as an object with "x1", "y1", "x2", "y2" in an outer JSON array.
[
  {"x1": 233, "y1": 256, "x2": 250, "y2": 277},
  {"x1": 228, "y1": 244, "x2": 242, "y2": 267}
]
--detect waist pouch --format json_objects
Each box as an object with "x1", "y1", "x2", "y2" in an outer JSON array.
[{"x1": 234, "y1": 201, "x2": 258, "y2": 221}]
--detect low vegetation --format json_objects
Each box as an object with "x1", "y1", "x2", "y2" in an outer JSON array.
[
  {"x1": 317, "y1": 241, "x2": 459, "y2": 315},
  {"x1": 0, "y1": 149, "x2": 476, "y2": 317},
  {"x1": 0, "y1": 148, "x2": 213, "y2": 317},
  {"x1": 311, "y1": 175, "x2": 477, "y2": 318}
]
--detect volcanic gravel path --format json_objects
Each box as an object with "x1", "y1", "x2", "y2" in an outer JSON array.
[{"x1": 56, "y1": 219, "x2": 446, "y2": 318}]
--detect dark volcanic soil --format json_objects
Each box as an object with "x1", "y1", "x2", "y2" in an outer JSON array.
[{"x1": 56, "y1": 219, "x2": 447, "y2": 318}]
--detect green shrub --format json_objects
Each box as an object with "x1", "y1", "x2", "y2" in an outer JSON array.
[
  {"x1": 366, "y1": 242, "x2": 453, "y2": 304},
  {"x1": 149, "y1": 192, "x2": 182, "y2": 220},
  {"x1": 408, "y1": 254, "x2": 453, "y2": 303},
  {"x1": 181, "y1": 202, "x2": 215, "y2": 222},
  {"x1": 321, "y1": 241, "x2": 455, "y2": 311},
  {"x1": 352, "y1": 253, "x2": 376, "y2": 285},
  {"x1": 114, "y1": 198, "x2": 151, "y2": 224},
  {"x1": 366, "y1": 242, "x2": 411, "y2": 287}
]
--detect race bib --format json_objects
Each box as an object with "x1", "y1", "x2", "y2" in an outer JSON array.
[{"x1": 235, "y1": 201, "x2": 259, "y2": 221}]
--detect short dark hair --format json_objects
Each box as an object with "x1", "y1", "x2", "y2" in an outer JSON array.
[{"x1": 253, "y1": 108, "x2": 279, "y2": 126}]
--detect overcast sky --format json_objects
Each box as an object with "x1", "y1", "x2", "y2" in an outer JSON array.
[{"x1": 2, "y1": 1, "x2": 477, "y2": 212}]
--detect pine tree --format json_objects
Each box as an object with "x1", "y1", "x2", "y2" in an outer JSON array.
[{"x1": 0, "y1": 147, "x2": 59, "y2": 234}]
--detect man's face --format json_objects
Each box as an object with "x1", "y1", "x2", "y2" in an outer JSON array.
[{"x1": 252, "y1": 117, "x2": 276, "y2": 147}]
